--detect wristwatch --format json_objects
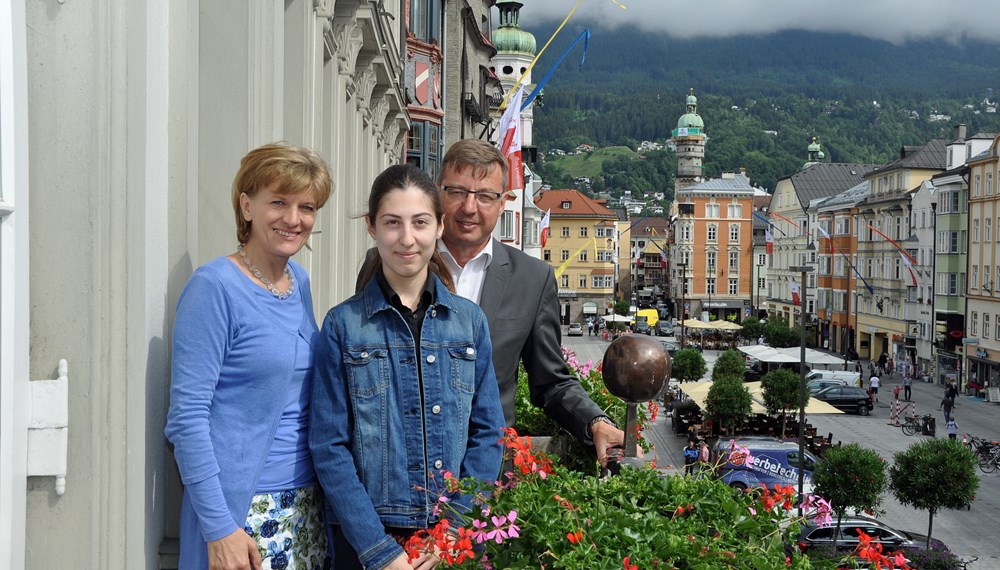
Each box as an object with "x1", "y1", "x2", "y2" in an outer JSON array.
[{"x1": 587, "y1": 415, "x2": 619, "y2": 439}]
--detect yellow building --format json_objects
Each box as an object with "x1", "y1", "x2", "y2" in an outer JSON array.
[{"x1": 535, "y1": 189, "x2": 619, "y2": 324}]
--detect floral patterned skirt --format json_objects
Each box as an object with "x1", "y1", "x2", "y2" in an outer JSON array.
[{"x1": 244, "y1": 485, "x2": 331, "y2": 570}]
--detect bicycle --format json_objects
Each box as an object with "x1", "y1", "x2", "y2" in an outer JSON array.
[{"x1": 900, "y1": 414, "x2": 933, "y2": 436}]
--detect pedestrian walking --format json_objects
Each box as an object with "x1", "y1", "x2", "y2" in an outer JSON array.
[
  {"x1": 940, "y1": 395, "x2": 954, "y2": 423},
  {"x1": 869, "y1": 374, "x2": 880, "y2": 403},
  {"x1": 698, "y1": 440, "x2": 711, "y2": 475},
  {"x1": 946, "y1": 414, "x2": 959, "y2": 440},
  {"x1": 903, "y1": 374, "x2": 912, "y2": 401},
  {"x1": 683, "y1": 440, "x2": 699, "y2": 476}
]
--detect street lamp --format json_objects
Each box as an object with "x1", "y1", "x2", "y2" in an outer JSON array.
[
  {"x1": 929, "y1": 193, "x2": 938, "y2": 386},
  {"x1": 790, "y1": 263, "x2": 814, "y2": 514}
]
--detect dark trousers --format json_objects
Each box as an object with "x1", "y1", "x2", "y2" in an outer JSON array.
[{"x1": 904, "y1": 385, "x2": 911, "y2": 401}]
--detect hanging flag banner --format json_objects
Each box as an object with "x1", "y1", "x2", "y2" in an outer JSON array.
[
  {"x1": 899, "y1": 251, "x2": 918, "y2": 286},
  {"x1": 497, "y1": 85, "x2": 524, "y2": 191},
  {"x1": 765, "y1": 230, "x2": 774, "y2": 254},
  {"x1": 790, "y1": 280, "x2": 801, "y2": 306},
  {"x1": 816, "y1": 226, "x2": 836, "y2": 255},
  {"x1": 635, "y1": 248, "x2": 643, "y2": 268},
  {"x1": 540, "y1": 209, "x2": 551, "y2": 248},
  {"x1": 660, "y1": 249, "x2": 668, "y2": 270}
]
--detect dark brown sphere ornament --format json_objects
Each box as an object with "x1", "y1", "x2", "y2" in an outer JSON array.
[{"x1": 601, "y1": 334, "x2": 671, "y2": 403}]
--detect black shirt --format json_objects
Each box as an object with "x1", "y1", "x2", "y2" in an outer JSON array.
[{"x1": 374, "y1": 270, "x2": 435, "y2": 347}]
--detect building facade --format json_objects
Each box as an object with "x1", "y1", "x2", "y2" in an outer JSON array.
[
  {"x1": 966, "y1": 133, "x2": 1000, "y2": 395},
  {"x1": 535, "y1": 190, "x2": 619, "y2": 324},
  {"x1": 672, "y1": 173, "x2": 756, "y2": 323}
]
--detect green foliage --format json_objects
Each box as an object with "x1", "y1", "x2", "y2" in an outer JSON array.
[
  {"x1": 705, "y1": 378, "x2": 752, "y2": 435},
  {"x1": 711, "y1": 350, "x2": 746, "y2": 383},
  {"x1": 889, "y1": 439, "x2": 980, "y2": 548},
  {"x1": 671, "y1": 348, "x2": 706, "y2": 383},
  {"x1": 905, "y1": 546, "x2": 968, "y2": 570},
  {"x1": 811, "y1": 444, "x2": 887, "y2": 547},
  {"x1": 740, "y1": 317, "x2": 764, "y2": 342},
  {"x1": 614, "y1": 299, "x2": 630, "y2": 316},
  {"x1": 449, "y1": 463, "x2": 828, "y2": 569},
  {"x1": 760, "y1": 369, "x2": 804, "y2": 415},
  {"x1": 763, "y1": 318, "x2": 801, "y2": 348}
]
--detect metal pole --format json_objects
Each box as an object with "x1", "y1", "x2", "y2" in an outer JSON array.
[
  {"x1": 681, "y1": 262, "x2": 687, "y2": 348},
  {"x1": 930, "y1": 200, "x2": 937, "y2": 385},
  {"x1": 790, "y1": 265, "x2": 814, "y2": 515}
]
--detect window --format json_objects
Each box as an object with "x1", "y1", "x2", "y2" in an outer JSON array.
[
  {"x1": 499, "y1": 211, "x2": 515, "y2": 240},
  {"x1": 758, "y1": 277, "x2": 766, "y2": 290},
  {"x1": 561, "y1": 250, "x2": 569, "y2": 261},
  {"x1": 988, "y1": 173, "x2": 994, "y2": 196},
  {"x1": 707, "y1": 278, "x2": 716, "y2": 295},
  {"x1": 835, "y1": 218, "x2": 849, "y2": 235},
  {"x1": 972, "y1": 312, "x2": 979, "y2": 336},
  {"x1": 579, "y1": 275, "x2": 587, "y2": 288},
  {"x1": 807, "y1": 299, "x2": 815, "y2": 313},
  {"x1": 938, "y1": 231, "x2": 960, "y2": 253},
  {"x1": 706, "y1": 203, "x2": 720, "y2": 218},
  {"x1": 987, "y1": 219, "x2": 992, "y2": 243},
  {"x1": 707, "y1": 251, "x2": 717, "y2": 270},
  {"x1": 406, "y1": 121, "x2": 441, "y2": 179},
  {"x1": 895, "y1": 216, "x2": 903, "y2": 240},
  {"x1": 561, "y1": 275, "x2": 569, "y2": 287},
  {"x1": 729, "y1": 279, "x2": 738, "y2": 295},
  {"x1": 996, "y1": 266, "x2": 1000, "y2": 293},
  {"x1": 680, "y1": 225, "x2": 691, "y2": 241},
  {"x1": 410, "y1": 0, "x2": 441, "y2": 43},
  {"x1": 707, "y1": 224, "x2": 718, "y2": 242},
  {"x1": 729, "y1": 224, "x2": 740, "y2": 242},
  {"x1": 729, "y1": 251, "x2": 739, "y2": 272},
  {"x1": 592, "y1": 275, "x2": 613, "y2": 288},
  {"x1": 579, "y1": 250, "x2": 588, "y2": 262},
  {"x1": 757, "y1": 253, "x2": 766, "y2": 266},
  {"x1": 985, "y1": 313, "x2": 991, "y2": 339},
  {"x1": 974, "y1": 174, "x2": 981, "y2": 197},
  {"x1": 543, "y1": 250, "x2": 551, "y2": 261},
  {"x1": 835, "y1": 256, "x2": 845, "y2": 276},
  {"x1": 894, "y1": 258, "x2": 901, "y2": 280},
  {"x1": 985, "y1": 266, "x2": 992, "y2": 290},
  {"x1": 995, "y1": 315, "x2": 1000, "y2": 340},
  {"x1": 580, "y1": 227, "x2": 588, "y2": 237},
  {"x1": 944, "y1": 274, "x2": 959, "y2": 295},
  {"x1": 727, "y1": 204, "x2": 742, "y2": 218},
  {"x1": 972, "y1": 265, "x2": 978, "y2": 289},
  {"x1": 974, "y1": 219, "x2": 980, "y2": 242},
  {"x1": 561, "y1": 226, "x2": 570, "y2": 237}
]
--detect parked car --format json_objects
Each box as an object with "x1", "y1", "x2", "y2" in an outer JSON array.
[
  {"x1": 567, "y1": 323, "x2": 583, "y2": 336},
  {"x1": 660, "y1": 340, "x2": 681, "y2": 356},
  {"x1": 656, "y1": 321, "x2": 674, "y2": 336},
  {"x1": 796, "y1": 515, "x2": 945, "y2": 554},
  {"x1": 633, "y1": 320, "x2": 651, "y2": 335},
  {"x1": 813, "y1": 385, "x2": 873, "y2": 415},
  {"x1": 807, "y1": 378, "x2": 850, "y2": 395}
]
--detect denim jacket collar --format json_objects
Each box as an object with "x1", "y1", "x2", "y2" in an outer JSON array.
[{"x1": 362, "y1": 272, "x2": 459, "y2": 318}]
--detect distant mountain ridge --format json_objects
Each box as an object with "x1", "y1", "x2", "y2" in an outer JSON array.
[{"x1": 520, "y1": 26, "x2": 1000, "y2": 192}]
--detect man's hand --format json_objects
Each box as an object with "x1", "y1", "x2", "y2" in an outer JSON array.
[
  {"x1": 591, "y1": 420, "x2": 638, "y2": 467},
  {"x1": 207, "y1": 528, "x2": 262, "y2": 570}
]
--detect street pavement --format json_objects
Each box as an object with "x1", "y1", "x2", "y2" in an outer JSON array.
[{"x1": 563, "y1": 332, "x2": 1000, "y2": 568}]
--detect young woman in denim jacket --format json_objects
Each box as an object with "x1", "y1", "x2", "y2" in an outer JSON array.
[{"x1": 310, "y1": 165, "x2": 504, "y2": 570}]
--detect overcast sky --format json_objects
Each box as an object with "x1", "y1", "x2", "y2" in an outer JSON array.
[{"x1": 518, "y1": 0, "x2": 999, "y2": 44}]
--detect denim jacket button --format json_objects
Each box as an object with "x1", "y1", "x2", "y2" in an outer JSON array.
[
  {"x1": 426, "y1": 355, "x2": 436, "y2": 363},
  {"x1": 361, "y1": 351, "x2": 369, "y2": 359},
  {"x1": 466, "y1": 347, "x2": 475, "y2": 356},
  {"x1": 431, "y1": 405, "x2": 441, "y2": 414},
  {"x1": 430, "y1": 309, "x2": 437, "y2": 318},
  {"x1": 433, "y1": 459, "x2": 443, "y2": 469}
]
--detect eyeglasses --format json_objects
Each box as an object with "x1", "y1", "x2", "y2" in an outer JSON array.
[{"x1": 441, "y1": 185, "x2": 505, "y2": 206}]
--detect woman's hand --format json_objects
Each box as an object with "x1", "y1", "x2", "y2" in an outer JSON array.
[
  {"x1": 384, "y1": 550, "x2": 439, "y2": 570},
  {"x1": 207, "y1": 528, "x2": 262, "y2": 570}
]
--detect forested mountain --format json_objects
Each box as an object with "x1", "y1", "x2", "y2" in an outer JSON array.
[{"x1": 522, "y1": 27, "x2": 1000, "y2": 194}]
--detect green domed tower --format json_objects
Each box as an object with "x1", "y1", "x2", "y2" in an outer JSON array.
[
  {"x1": 803, "y1": 136, "x2": 826, "y2": 169},
  {"x1": 672, "y1": 88, "x2": 707, "y2": 193},
  {"x1": 491, "y1": 0, "x2": 537, "y2": 145}
]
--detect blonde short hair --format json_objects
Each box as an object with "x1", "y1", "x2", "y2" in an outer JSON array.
[{"x1": 231, "y1": 143, "x2": 333, "y2": 244}]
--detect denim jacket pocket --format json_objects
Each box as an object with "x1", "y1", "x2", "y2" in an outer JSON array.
[
  {"x1": 344, "y1": 348, "x2": 389, "y2": 398},
  {"x1": 447, "y1": 345, "x2": 477, "y2": 395}
]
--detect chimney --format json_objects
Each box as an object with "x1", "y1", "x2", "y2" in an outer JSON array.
[{"x1": 954, "y1": 124, "x2": 967, "y2": 141}]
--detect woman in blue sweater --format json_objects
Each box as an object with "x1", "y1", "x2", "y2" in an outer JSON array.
[
  {"x1": 166, "y1": 143, "x2": 333, "y2": 569},
  {"x1": 310, "y1": 165, "x2": 504, "y2": 570}
]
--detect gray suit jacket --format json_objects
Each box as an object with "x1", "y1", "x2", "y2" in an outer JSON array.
[{"x1": 357, "y1": 241, "x2": 604, "y2": 444}]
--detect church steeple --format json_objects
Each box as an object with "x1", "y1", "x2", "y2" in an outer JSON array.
[{"x1": 803, "y1": 136, "x2": 826, "y2": 169}]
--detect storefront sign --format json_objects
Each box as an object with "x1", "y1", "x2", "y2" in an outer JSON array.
[
  {"x1": 976, "y1": 348, "x2": 989, "y2": 359},
  {"x1": 963, "y1": 337, "x2": 979, "y2": 345}
]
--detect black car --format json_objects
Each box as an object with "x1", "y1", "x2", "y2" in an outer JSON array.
[
  {"x1": 655, "y1": 321, "x2": 674, "y2": 336},
  {"x1": 796, "y1": 515, "x2": 945, "y2": 554},
  {"x1": 633, "y1": 320, "x2": 651, "y2": 335},
  {"x1": 814, "y1": 385, "x2": 873, "y2": 415}
]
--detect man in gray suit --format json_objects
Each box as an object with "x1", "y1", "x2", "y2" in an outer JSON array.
[{"x1": 434, "y1": 140, "x2": 625, "y2": 465}]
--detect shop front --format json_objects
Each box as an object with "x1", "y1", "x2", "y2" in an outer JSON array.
[
  {"x1": 937, "y1": 351, "x2": 960, "y2": 387},
  {"x1": 702, "y1": 299, "x2": 751, "y2": 323},
  {"x1": 967, "y1": 347, "x2": 998, "y2": 398}
]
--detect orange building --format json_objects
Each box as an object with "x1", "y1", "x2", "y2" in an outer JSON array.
[{"x1": 671, "y1": 172, "x2": 757, "y2": 322}]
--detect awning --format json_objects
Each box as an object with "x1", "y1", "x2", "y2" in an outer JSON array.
[
  {"x1": 679, "y1": 380, "x2": 842, "y2": 415},
  {"x1": 582, "y1": 302, "x2": 598, "y2": 315},
  {"x1": 739, "y1": 346, "x2": 851, "y2": 366}
]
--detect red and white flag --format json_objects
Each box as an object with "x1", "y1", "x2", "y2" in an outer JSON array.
[
  {"x1": 540, "y1": 209, "x2": 551, "y2": 248},
  {"x1": 497, "y1": 86, "x2": 524, "y2": 192},
  {"x1": 899, "y1": 251, "x2": 918, "y2": 286},
  {"x1": 765, "y1": 230, "x2": 774, "y2": 255},
  {"x1": 635, "y1": 248, "x2": 643, "y2": 268},
  {"x1": 790, "y1": 280, "x2": 801, "y2": 306},
  {"x1": 660, "y1": 249, "x2": 668, "y2": 270}
]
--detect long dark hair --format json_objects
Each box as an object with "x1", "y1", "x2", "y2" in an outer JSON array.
[{"x1": 359, "y1": 164, "x2": 455, "y2": 292}]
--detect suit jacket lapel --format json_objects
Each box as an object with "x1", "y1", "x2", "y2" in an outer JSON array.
[{"x1": 480, "y1": 240, "x2": 510, "y2": 323}]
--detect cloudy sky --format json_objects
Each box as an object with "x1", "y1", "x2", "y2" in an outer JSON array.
[{"x1": 518, "y1": 0, "x2": 998, "y2": 44}]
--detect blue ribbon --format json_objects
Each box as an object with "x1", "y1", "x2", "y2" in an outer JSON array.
[{"x1": 521, "y1": 29, "x2": 590, "y2": 111}]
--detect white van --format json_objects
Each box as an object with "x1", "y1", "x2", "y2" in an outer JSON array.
[{"x1": 805, "y1": 370, "x2": 860, "y2": 385}]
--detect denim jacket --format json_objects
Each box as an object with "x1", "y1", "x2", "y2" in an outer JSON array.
[{"x1": 310, "y1": 274, "x2": 504, "y2": 570}]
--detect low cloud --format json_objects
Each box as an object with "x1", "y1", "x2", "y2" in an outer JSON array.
[{"x1": 517, "y1": 0, "x2": 998, "y2": 44}]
